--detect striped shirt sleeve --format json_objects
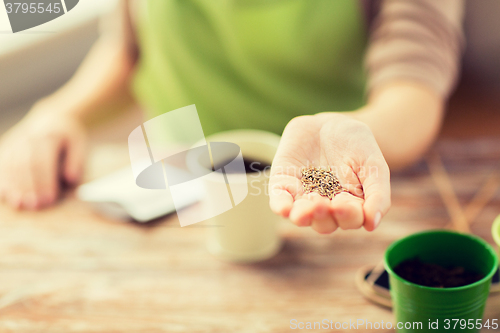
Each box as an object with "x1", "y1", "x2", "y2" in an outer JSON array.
[{"x1": 365, "y1": 0, "x2": 465, "y2": 98}]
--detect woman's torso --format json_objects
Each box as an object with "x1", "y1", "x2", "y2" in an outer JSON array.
[{"x1": 132, "y1": 0, "x2": 368, "y2": 136}]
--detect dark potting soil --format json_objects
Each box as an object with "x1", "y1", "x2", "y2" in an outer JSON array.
[
  {"x1": 393, "y1": 257, "x2": 484, "y2": 288},
  {"x1": 216, "y1": 158, "x2": 271, "y2": 173}
]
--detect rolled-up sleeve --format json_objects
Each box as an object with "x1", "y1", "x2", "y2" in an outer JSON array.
[{"x1": 365, "y1": 0, "x2": 465, "y2": 98}]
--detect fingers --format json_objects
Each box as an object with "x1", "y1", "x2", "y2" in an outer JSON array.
[
  {"x1": 0, "y1": 114, "x2": 87, "y2": 211},
  {"x1": 0, "y1": 143, "x2": 19, "y2": 208},
  {"x1": 19, "y1": 161, "x2": 38, "y2": 210},
  {"x1": 310, "y1": 203, "x2": 338, "y2": 234},
  {"x1": 268, "y1": 174, "x2": 301, "y2": 218},
  {"x1": 289, "y1": 190, "x2": 368, "y2": 234},
  {"x1": 5, "y1": 139, "x2": 60, "y2": 210},
  {"x1": 330, "y1": 192, "x2": 364, "y2": 230},
  {"x1": 290, "y1": 193, "x2": 338, "y2": 234},
  {"x1": 30, "y1": 139, "x2": 61, "y2": 208},
  {"x1": 269, "y1": 188, "x2": 294, "y2": 217},
  {"x1": 0, "y1": 133, "x2": 74, "y2": 210},
  {"x1": 360, "y1": 157, "x2": 391, "y2": 231},
  {"x1": 311, "y1": 219, "x2": 337, "y2": 234},
  {"x1": 9, "y1": 140, "x2": 35, "y2": 209},
  {"x1": 63, "y1": 128, "x2": 86, "y2": 185},
  {"x1": 363, "y1": 189, "x2": 390, "y2": 231},
  {"x1": 271, "y1": 166, "x2": 388, "y2": 234},
  {"x1": 309, "y1": 193, "x2": 337, "y2": 234},
  {"x1": 289, "y1": 198, "x2": 315, "y2": 227}
]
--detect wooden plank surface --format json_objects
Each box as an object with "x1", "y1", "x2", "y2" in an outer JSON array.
[{"x1": 0, "y1": 136, "x2": 499, "y2": 332}]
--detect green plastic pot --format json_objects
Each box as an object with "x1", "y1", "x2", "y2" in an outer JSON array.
[
  {"x1": 385, "y1": 230, "x2": 498, "y2": 332},
  {"x1": 493, "y1": 215, "x2": 500, "y2": 259}
]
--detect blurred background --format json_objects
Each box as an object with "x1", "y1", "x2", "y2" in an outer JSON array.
[
  {"x1": 0, "y1": 2, "x2": 499, "y2": 329},
  {"x1": 0, "y1": 0, "x2": 117, "y2": 134},
  {"x1": 0, "y1": 0, "x2": 499, "y2": 138}
]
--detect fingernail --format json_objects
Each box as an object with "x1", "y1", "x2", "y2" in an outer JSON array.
[{"x1": 373, "y1": 211, "x2": 382, "y2": 229}]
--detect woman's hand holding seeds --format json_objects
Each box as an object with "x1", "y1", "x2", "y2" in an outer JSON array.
[{"x1": 269, "y1": 113, "x2": 391, "y2": 234}]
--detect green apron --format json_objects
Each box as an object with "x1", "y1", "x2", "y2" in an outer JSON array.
[{"x1": 132, "y1": 0, "x2": 367, "y2": 137}]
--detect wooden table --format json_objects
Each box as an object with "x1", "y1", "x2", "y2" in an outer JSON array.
[
  {"x1": 1, "y1": 87, "x2": 500, "y2": 331},
  {"x1": 0, "y1": 137, "x2": 499, "y2": 333}
]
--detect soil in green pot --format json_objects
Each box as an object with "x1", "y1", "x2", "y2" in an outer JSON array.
[{"x1": 394, "y1": 257, "x2": 484, "y2": 288}]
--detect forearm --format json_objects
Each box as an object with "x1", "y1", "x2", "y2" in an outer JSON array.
[
  {"x1": 356, "y1": 0, "x2": 464, "y2": 170},
  {"x1": 29, "y1": 28, "x2": 136, "y2": 127},
  {"x1": 351, "y1": 81, "x2": 445, "y2": 170}
]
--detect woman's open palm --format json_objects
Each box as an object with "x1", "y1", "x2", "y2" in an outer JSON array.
[{"x1": 269, "y1": 113, "x2": 391, "y2": 234}]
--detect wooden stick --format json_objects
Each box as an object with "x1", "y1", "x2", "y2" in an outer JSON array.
[
  {"x1": 426, "y1": 151, "x2": 470, "y2": 233},
  {"x1": 445, "y1": 170, "x2": 500, "y2": 229}
]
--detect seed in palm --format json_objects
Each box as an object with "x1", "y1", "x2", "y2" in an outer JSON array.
[{"x1": 301, "y1": 167, "x2": 347, "y2": 199}]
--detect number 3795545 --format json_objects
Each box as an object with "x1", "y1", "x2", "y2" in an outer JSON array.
[
  {"x1": 5, "y1": 2, "x2": 61, "y2": 14},
  {"x1": 443, "y1": 319, "x2": 498, "y2": 330}
]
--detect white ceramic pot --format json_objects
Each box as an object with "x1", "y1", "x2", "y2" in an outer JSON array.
[{"x1": 187, "y1": 129, "x2": 283, "y2": 263}]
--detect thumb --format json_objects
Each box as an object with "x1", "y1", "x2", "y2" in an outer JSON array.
[{"x1": 360, "y1": 159, "x2": 391, "y2": 231}]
